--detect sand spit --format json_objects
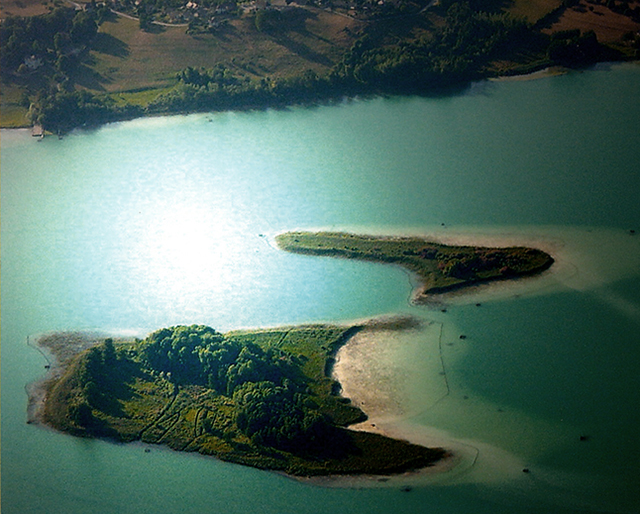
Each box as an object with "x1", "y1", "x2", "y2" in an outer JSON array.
[
  {"x1": 322, "y1": 316, "x2": 532, "y2": 489},
  {"x1": 309, "y1": 224, "x2": 640, "y2": 308}
]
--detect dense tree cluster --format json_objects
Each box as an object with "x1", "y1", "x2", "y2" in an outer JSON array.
[
  {"x1": 141, "y1": 325, "x2": 297, "y2": 394},
  {"x1": 547, "y1": 29, "x2": 604, "y2": 65},
  {"x1": 139, "y1": 325, "x2": 333, "y2": 451},
  {"x1": 233, "y1": 381, "x2": 332, "y2": 452},
  {"x1": 0, "y1": 7, "x2": 99, "y2": 77},
  {"x1": 60, "y1": 338, "x2": 122, "y2": 430},
  {"x1": 32, "y1": 90, "x2": 143, "y2": 134},
  {"x1": 176, "y1": 64, "x2": 241, "y2": 88},
  {"x1": 435, "y1": 247, "x2": 550, "y2": 280},
  {"x1": 332, "y1": 2, "x2": 537, "y2": 90}
]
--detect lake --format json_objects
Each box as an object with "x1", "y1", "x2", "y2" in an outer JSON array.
[{"x1": 2, "y1": 62, "x2": 639, "y2": 514}]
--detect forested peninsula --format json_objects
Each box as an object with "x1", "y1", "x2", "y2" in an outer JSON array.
[
  {"x1": 276, "y1": 231, "x2": 554, "y2": 300},
  {"x1": 2, "y1": 0, "x2": 639, "y2": 133},
  {"x1": 35, "y1": 323, "x2": 446, "y2": 477}
]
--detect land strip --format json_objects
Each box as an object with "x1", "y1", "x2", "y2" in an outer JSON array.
[{"x1": 275, "y1": 231, "x2": 554, "y2": 302}]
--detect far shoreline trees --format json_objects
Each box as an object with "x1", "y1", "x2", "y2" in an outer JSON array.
[{"x1": 1, "y1": 0, "x2": 632, "y2": 133}]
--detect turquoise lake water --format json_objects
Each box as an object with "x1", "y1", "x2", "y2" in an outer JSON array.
[{"x1": 2, "y1": 62, "x2": 639, "y2": 513}]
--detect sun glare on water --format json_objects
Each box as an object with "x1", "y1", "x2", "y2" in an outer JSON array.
[{"x1": 128, "y1": 199, "x2": 247, "y2": 304}]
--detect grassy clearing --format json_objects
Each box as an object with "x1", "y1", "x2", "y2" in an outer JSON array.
[
  {"x1": 0, "y1": 88, "x2": 31, "y2": 128},
  {"x1": 0, "y1": 0, "x2": 50, "y2": 18},
  {"x1": 0, "y1": 85, "x2": 30, "y2": 128},
  {"x1": 543, "y1": 0, "x2": 640, "y2": 43},
  {"x1": 108, "y1": 87, "x2": 175, "y2": 107},
  {"x1": 507, "y1": 0, "x2": 564, "y2": 23}
]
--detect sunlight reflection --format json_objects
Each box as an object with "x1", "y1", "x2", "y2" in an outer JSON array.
[{"x1": 133, "y1": 201, "x2": 241, "y2": 291}]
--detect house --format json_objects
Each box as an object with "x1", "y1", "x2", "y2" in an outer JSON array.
[{"x1": 24, "y1": 55, "x2": 43, "y2": 70}]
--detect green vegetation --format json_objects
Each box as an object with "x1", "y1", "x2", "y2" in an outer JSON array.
[
  {"x1": 3, "y1": 0, "x2": 637, "y2": 132},
  {"x1": 276, "y1": 231, "x2": 554, "y2": 297},
  {"x1": 43, "y1": 324, "x2": 445, "y2": 476}
]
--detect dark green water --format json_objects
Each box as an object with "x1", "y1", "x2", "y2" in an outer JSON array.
[{"x1": 2, "y1": 62, "x2": 639, "y2": 513}]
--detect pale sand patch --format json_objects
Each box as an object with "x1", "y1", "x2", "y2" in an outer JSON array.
[
  {"x1": 314, "y1": 317, "x2": 531, "y2": 488},
  {"x1": 490, "y1": 66, "x2": 568, "y2": 82}
]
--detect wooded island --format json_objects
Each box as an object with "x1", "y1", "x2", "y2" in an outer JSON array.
[{"x1": 40, "y1": 324, "x2": 446, "y2": 476}]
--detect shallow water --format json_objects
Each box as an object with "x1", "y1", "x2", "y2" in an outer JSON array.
[{"x1": 2, "y1": 62, "x2": 640, "y2": 513}]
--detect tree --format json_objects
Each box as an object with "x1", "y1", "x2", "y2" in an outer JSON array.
[
  {"x1": 69, "y1": 401, "x2": 94, "y2": 426},
  {"x1": 103, "y1": 338, "x2": 117, "y2": 365},
  {"x1": 70, "y1": 11, "x2": 98, "y2": 45},
  {"x1": 139, "y1": 12, "x2": 153, "y2": 31}
]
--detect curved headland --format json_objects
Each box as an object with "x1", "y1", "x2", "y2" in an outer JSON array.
[{"x1": 275, "y1": 231, "x2": 554, "y2": 302}]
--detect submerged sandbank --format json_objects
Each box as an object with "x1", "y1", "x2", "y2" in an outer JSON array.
[
  {"x1": 490, "y1": 66, "x2": 568, "y2": 82},
  {"x1": 326, "y1": 317, "x2": 536, "y2": 489}
]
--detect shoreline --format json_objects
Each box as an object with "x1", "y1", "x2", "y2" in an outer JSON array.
[
  {"x1": 26, "y1": 331, "x2": 126, "y2": 426},
  {"x1": 4, "y1": 62, "x2": 638, "y2": 134},
  {"x1": 324, "y1": 316, "x2": 534, "y2": 489},
  {"x1": 489, "y1": 66, "x2": 568, "y2": 82},
  {"x1": 315, "y1": 320, "x2": 468, "y2": 487}
]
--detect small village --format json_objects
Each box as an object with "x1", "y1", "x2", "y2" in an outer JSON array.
[{"x1": 105, "y1": 0, "x2": 429, "y2": 32}]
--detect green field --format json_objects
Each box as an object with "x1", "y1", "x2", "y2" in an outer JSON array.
[
  {"x1": 0, "y1": 86, "x2": 30, "y2": 128},
  {"x1": 90, "y1": 8, "x2": 358, "y2": 87},
  {"x1": 507, "y1": 0, "x2": 564, "y2": 23}
]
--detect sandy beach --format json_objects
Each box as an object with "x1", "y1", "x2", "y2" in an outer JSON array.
[
  {"x1": 322, "y1": 314, "x2": 543, "y2": 489},
  {"x1": 490, "y1": 66, "x2": 568, "y2": 82},
  {"x1": 316, "y1": 317, "x2": 470, "y2": 485}
]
